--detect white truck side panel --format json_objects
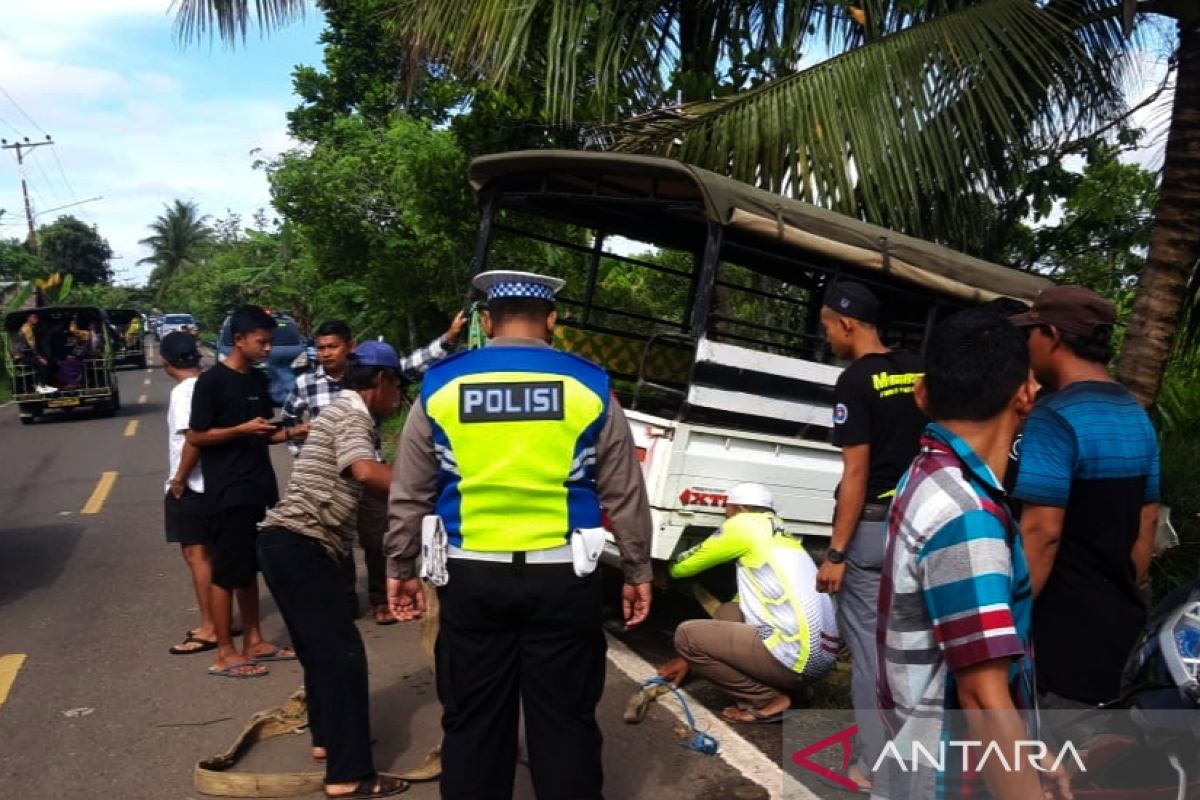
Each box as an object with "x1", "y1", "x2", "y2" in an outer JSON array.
[{"x1": 623, "y1": 408, "x2": 842, "y2": 561}]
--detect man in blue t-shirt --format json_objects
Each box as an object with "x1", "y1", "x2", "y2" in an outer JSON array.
[{"x1": 1010, "y1": 286, "x2": 1160, "y2": 706}]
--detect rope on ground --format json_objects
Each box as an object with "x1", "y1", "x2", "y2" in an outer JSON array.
[
  {"x1": 639, "y1": 677, "x2": 720, "y2": 756},
  {"x1": 192, "y1": 688, "x2": 324, "y2": 798}
]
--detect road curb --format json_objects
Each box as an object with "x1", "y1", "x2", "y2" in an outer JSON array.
[{"x1": 605, "y1": 634, "x2": 819, "y2": 800}]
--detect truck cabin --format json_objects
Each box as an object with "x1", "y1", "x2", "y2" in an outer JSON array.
[{"x1": 467, "y1": 151, "x2": 1051, "y2": 441}]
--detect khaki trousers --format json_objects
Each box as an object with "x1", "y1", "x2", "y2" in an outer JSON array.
[{"x1": 674, "y1": 602, "x2": 810, "y2": 710}]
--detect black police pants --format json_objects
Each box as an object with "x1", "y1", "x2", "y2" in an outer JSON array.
[
  {"x1": 437, "y1": 559, "x2": 606, "y2": 800},
  {"x1": 256, "y1": 528, "x2": 374, "y2": 785}
]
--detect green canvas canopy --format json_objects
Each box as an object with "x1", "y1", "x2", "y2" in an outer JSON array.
[{"x1": 469, "y1": 150, "x2": 1052, "y2": 304}]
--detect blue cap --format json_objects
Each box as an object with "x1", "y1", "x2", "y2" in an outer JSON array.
[
  {"x1": 472, "y1": 270, "x2": 565, "y2": 303},
  {"x1": 353, "y1": 340, "x2": 402, "y2": 369}
]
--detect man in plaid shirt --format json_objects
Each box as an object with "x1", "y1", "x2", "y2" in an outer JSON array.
[
  {"x1": 282, "y1": 314, "x2": 465, "y2": 624},
  {"x1": 876, "y1": 310, "x2": 1068, "y2": 800}
]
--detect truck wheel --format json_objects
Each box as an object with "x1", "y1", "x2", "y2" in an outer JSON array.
[
  {"x1": 18, "y1": 402, "x2": 40, "y2": 425},
  {"x1": 111, "y1": 381, "x2": 122, "y2": 412},
  {"x1": 20, "y1": 415, "x2": 34, "y2": 425}
]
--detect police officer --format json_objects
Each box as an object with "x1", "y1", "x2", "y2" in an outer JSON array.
[
  {"x1": 815, "y1": 281, "x2": 926, "y2": 792},
  {"x1": 385, "y1": 270, "x2": 653, "y2": 800}
]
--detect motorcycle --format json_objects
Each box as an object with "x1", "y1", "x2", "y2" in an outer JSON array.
[{"x1": 1051, "y1": 578, "x2": 1200, "y2": 799}]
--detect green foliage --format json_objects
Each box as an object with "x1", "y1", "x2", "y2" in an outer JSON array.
[
  {"x1": 0, "y1": 238, "x2": 45, "y2": 281},
  {"x1": 37, "y1": 215, "x2": 113, "y2": 286},
  {"x1": 287, "y1": 0, "x2": 471, "y2": 141},
  {"x1": 267, "y1": 114, "x2": 476, "y2": 349},
  {"x1": 139, "y1": 199, "x2": 216, "y2": 299},
  {"x1": 1010, "y1": 142, "x2": 1157, "y2": 306},
  {"x1": 1152, "y1": 358, "x2": 1200, "y2": 602}
]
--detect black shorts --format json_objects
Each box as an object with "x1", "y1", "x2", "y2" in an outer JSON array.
[
  {"x1": 211, "y1": 505, "x2": 267, "y2": 590},
  {"x1": 163, "y1": 488, "x2": 213, "y2": 545}
]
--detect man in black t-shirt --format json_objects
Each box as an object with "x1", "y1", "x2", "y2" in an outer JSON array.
[
  {"x1": 816, "y1": 282, "x2": 926, "y2": 791},
  {"x1": 187, "y1": 305, "x2": 310, "y2": 678}
]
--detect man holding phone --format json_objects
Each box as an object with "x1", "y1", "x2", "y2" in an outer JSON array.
[{"x1": 187, "y1": 305, "x2": 309, "y2": 678}]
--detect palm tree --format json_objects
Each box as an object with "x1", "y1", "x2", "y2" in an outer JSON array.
[
  {"x1": 175, "y1": 0, "x2": 1199, "y2": 406},
  {"x1": 138, "y1": 199, "x2": 215, "y2": 295}
]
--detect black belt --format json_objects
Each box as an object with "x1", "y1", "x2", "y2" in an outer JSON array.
[{"x1": 860, "y1": 503, "x2": 890, "y2": 522}]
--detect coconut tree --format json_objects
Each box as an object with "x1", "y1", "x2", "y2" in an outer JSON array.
[
  {"x1": 138, "y1": 199, "x2": 215, "y2": 296},
  {"x1": 174, "y1": 0, "x2": 1199, "y2": 406}
]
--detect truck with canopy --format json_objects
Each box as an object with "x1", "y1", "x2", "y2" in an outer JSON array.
[{"x1": 465, "y1": 150, "x2": 1052, "y2": 560}]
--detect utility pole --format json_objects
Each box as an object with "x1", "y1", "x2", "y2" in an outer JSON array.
[
  {"x1": 2, "y1": 135, "x2": 55, "y2": 252},
  {"x1": 3, "y1": 135, "x2": 55, "y2": 306}
]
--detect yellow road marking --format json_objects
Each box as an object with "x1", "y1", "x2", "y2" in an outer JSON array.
[
  {"x1": 0, "y1": 654, "x2": 26, "y2": 710},
  {"x1": 143, "y1": 378, "x2": 151, "y2": 385},
  {"x1": 81, "y1": 471, "x2": 118, "y2": 515},
  {"x1": 124, "y1": 420, "x2": 138, "y2": 437},
  {"x1": 138, "y1": 394, "x2": 147, "y2": 404}
]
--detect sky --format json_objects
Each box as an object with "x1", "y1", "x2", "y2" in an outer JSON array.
[
  {"x1": 0, "y1": 4, "x2": 1176, "y2": 287},
  {"x1": 0, "y1": 1, "x2": 326, "y2": 285}
]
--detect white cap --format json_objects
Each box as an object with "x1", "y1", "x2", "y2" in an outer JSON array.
[
  {"x1": 727, "y1": 483, "x2": 774, "y2": 510},
  {"x1": 472, "y1": 270, "x2": 565, "y2": 302}
]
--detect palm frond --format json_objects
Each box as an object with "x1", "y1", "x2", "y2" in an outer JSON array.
[
  {"x1": 605, "y1": 0, "x2": 1129, "y2": 243},
  {"x1": 172, "y1": 0, "x2": 307, "y2": 46}
]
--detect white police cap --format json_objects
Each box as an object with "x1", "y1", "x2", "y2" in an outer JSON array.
[{"x1": 472, "y1": 270, "x2": 565, "y2": 303}]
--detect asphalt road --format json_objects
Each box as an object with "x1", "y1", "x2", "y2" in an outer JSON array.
[{"x1": 0, "y1": 345, "x2": 798, "y2": 800}]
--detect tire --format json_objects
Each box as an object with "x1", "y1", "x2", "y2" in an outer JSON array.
[
  {"x1": 110, "y1": 379, "x2": 122, "y2": 413},
  {"x1": 18, "y1": 402, "x2": 41, "y2": 425}
]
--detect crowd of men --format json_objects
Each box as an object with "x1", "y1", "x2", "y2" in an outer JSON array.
[{"x1": 156, "y1": 272, "x2": 1160, "y2": 800}]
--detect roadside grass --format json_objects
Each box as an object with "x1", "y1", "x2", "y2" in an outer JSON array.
[{"x1": 0, "y1": 371, "x2": 11, "y2": 405}]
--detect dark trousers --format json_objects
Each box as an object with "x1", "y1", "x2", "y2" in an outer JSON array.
[
  {"x1": 256, "y1": 528, "x2": 374, "y2": 785},
  {"x1": 340, "y1": 498, "x2": 388, "y2": 610},
  {"x1": 437, "y1": 559, "x2": 606, "y2": 800}
]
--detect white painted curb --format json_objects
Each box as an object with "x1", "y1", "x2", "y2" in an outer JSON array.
[{"x1": 605, "y1": 634, "x2": 820, "y2": 800}]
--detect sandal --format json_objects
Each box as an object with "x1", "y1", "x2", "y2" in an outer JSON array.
[
  {"x1": 169, "y1": 633, "x2": 217, "y2": 655},
  {"x1": 207, "y1": 661, "x2": 269, "y2": 679},
  {"x1": 249, "y1": 644, "x2": 297, "y2": 662},
  {"x1": 721, "y1": 705, "x2": 784, "y2": 724},
  {"x1": 324, "y1": 773, "x2": 408, "y2": 799}
]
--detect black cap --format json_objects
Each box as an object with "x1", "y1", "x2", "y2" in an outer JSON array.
[
  {"x1": 160, "y1": 331, "x2": 200, "y2": 367},
  {"x1": 823, "y1": 281, "x2": 880, "y2": 324}
]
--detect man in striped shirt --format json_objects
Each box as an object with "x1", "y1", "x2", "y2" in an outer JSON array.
[
  {"x1": 281, "y1": 314, "x2": 464, "y2": 623},
  {"x1": 876, "y1": 310, "x2": 1057, "y2": 800}
]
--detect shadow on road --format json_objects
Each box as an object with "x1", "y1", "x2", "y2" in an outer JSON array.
[{"x1": 0, "y1": 523, "x2": 84, "y2": 607}]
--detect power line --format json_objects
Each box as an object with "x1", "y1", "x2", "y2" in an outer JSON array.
[
  {"x1": 50, "y1": 147, "x2": 77, "y2": 201},
  {"x1": 0, "y1": 111, "x2": 21, "y2": 138},
  {"x1": 0, "y1": 85, "x2": 46, "y2": 136},
  {"x1": 28, "y1": 150, "x2": 64, "y2": 207}
]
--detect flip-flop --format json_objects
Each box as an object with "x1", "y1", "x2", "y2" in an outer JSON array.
[
  {"x1": 250, "y1": 645, "x2": 297, "y2": 663},
  {"x1": 721, "y1": 706, "x2": 784, "y2": 725},
  {"x1": 324, "y1": 773, "x2": 408, "y2": 799},
  {"x1": 207, "y1": 661, "x2": 269, "y2": 679},
  {"x1": 189, "y1": 626, "x2": 243, "y2": 638},
  {"x1": 170, "y1": 634, "x2": 218, "y2": 655}
]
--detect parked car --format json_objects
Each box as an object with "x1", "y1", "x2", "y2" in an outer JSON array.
[
  {"x1": 217, "y1": 312, "x2": 309, "y2": 406},
  {"x1": 159, "y1": 313, "x2": 197, "y2": 339}
]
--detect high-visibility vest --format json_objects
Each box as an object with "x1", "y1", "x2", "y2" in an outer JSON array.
[
  {"x1": 421, "y1": 345, "x2": 610, "y2": 552},
  {"x1": 670, "y1": 512, "x2": 840, "y2": 677}
]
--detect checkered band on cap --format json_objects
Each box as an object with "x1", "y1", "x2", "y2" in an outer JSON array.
[{"x1": 486, "y1": 281, "x2": 556, "y2": 302}]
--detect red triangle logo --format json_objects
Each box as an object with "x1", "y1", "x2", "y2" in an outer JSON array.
[{"x1": 790, "y1": 723, "x2": 860, "y2": 792}]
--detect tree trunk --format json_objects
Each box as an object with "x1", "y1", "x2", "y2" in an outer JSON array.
[{"x1": 1114, "y1": 21, "x2": 1200, "y2": 407}]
